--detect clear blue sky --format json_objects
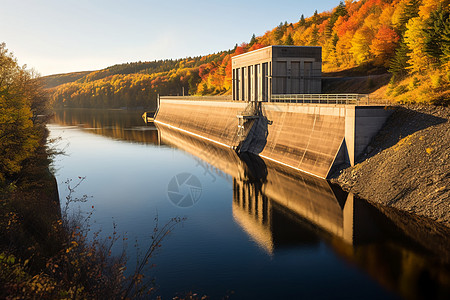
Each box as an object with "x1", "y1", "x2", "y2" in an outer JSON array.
[{"x1": 1, "y1": 0, "x2": 341, "y2": 76}]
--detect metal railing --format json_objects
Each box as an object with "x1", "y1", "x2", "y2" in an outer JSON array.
[
  {"x1": 270, "y1": 94, "x2": 370, "y2": 105},
  {"x1": 158, "y1": 94, "x2": 391, "y2": 106},
  {"x1": 160, "y1": 95, "x2": 233, "y2": 101}
]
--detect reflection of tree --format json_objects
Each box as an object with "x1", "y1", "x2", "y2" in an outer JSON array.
[
  {"x1": 331, "y1": 234, "x2": 450, "y2": 300},
  {"x1": 52, "y1": 109, "x2": 160, "y2": 145}
]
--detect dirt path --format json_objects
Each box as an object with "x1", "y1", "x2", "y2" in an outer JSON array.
[{"x1": 331, "y1": 104, "x2": 450, "y2": 227}]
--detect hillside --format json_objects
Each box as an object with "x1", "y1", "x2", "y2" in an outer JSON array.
[
  {"x1": 43, "y1": 0, "x2": 450, "y2": 108},
  {"x1": 40, "y1": 71, "x2": 91, "y2": 89},
  {"x1": 45, "y1": 52, "x2": 232, "y2": 109}
]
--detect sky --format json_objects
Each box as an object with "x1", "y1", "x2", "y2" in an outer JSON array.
[{"x1": 1, "y1": 0, "x2": 341, "y2": 76}]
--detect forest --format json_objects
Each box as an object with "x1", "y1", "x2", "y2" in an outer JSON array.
[{"x1": 46, "y1": 0, "x2": 450, "y2": 108}]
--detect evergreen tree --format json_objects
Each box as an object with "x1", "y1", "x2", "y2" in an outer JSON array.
[
  {"x1": 327, "y1": 1, "x2": 348, "y2": 37},
  {"x1": 274, "y1": 22, "x2": 284, "y2": 42},
  {"x1": 312, "y1": 10, "x2": 319, "y2": 24},
  {"x1": 249, "y1": 34, "x2": 257, "y2": 46},
  {"x1": 285, "y1": 33, "x2": 294, "y2": 45},
  {"x1": 335, "y1": 1, "x2": 347, "y2": 17},
  {"x1": 423, "y1": 6, "x2": 450, "y2": 65},
  {"x1": 398, "y1": 0, "x2": 421, "y2": 34},
  {"x1": 299, "y1": 14, "x2": 305, "y2": 26},
  {"x1": 310, "y1": 26, "x2": 319, "y2": 46},
  {"x1": 389, "y1": 41, "x2": 411, "y2": 80}
]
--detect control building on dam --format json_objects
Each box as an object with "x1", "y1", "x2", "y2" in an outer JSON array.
[
  {"x1": 154, "y1": 45, "x2": 393, "y2": 179},
  {"x1": 232, "y1": 45, "x2": 322, "y2": 101}
]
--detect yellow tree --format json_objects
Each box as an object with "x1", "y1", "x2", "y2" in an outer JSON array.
[
  {"x1": 404, "y1": 17, "x2": 430, "y2": 72},
  {"x1": 336, "y1": 31, "x2": 354, "y2": 66},
  {"x1": 350, "y1": 26, "x2": 375, "y2": 64},
  {"x1": 0, "y1": 43, "x2": 39, "y2": 182}
]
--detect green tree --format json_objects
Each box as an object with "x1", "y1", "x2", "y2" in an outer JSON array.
[
  {"x1": 299, "y1": 14, "x2": 306, "y2": 26},
  {"x1": 310, "y1": 26, "x2": 319, "y2": 46},
  {"x1": 274, "y1": 22, "x2": 285, "y2": 42},
  {"x1": 284, "y1": 33, "x2": 294, "y2": 45},
  {"x1": 312, "y1": 10, "x2": 319, "y2": 24},
  {"x1": 249, "y1": 34, "x2": 257, "y2": 46},
  {"x1": 423, "y1": 6, "x2": 450, "y2": 65},
  {"x1": 389, "y1": 41, "x2": 411, "y2": 80},
  {"x1": 326, "y1": 1, "x2": 348, "y2": 37},
  {"x1": 398, "y1": 0, "x2": 421, "y2": 34}
]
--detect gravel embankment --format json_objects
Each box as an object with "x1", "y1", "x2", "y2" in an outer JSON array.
[{"x1": 332, "y1": 104, "x2": 450, "y2": 227}]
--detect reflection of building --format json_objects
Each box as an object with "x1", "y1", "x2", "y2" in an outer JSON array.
[
  {"x1": 231, "y1": 46, "x2": 322, "y2": 101},
  {"x1": 232, "y1": 180, "x2": 273, "y2": 254},
  {"x1": 231, "y1": 163, "x2": 382, "y2": 255}
]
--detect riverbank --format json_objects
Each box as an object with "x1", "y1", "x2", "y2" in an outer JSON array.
[
  {"x1": 331, "y1": 104, "x2": 450, "y2": 227},
  {"x1": 0, "y1": 127, "x2": 129, "y2": 298}
]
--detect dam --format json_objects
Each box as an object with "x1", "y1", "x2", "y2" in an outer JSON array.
[{"x1": 154, "y1": 46, "x2": 392, "y2": 179}]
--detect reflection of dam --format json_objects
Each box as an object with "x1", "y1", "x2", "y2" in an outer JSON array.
[
  {"x1": 232, "y1": 164, "x2": 382, "y2": 253},
  {"x1": 157, "y1": 124, "x2": 379, "y2": 250},
  {"x1": 158, "y1": 123, "x2": 450, "y2": 300}
]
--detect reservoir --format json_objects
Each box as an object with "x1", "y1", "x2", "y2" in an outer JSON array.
[{"x1": 48, "y1": 109, "x2": 450, "y2": 299}]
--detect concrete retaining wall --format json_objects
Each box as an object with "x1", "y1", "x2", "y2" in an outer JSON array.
[{"x1": 155, "y1": 98, "x2": 392, "y2": 178}]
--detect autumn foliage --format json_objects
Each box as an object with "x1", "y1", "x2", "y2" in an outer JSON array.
[{"x1": 46, "y1": 0, "x2": 450, "y2": 107}]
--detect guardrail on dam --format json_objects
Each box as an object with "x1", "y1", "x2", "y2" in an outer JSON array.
[{"x1": 154, "y1": 96, "x2": 393, "y2": 179}]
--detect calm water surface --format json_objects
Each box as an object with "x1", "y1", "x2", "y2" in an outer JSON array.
[{"x1": 48, "y1": 109, "x2": 450, "y2": 300}]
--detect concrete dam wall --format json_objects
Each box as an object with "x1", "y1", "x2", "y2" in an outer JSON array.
[{"x1": 155, "y1": 97, "x2": 392, "y2": 178}]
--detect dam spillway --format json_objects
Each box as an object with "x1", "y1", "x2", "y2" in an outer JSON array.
[{"x1": 154, "y1": 97, "x2": 392, "y2": 179}]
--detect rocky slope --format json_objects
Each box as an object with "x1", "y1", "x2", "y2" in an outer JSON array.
[{"x1": 332, "y1": 104, "x2": 450, "y2": 227}]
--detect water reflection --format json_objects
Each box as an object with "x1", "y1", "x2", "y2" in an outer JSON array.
[
  {"x1": 157, "y1": 123, "x2": 450, "y2": 300},
  {"x1": 52, "y1": 109, "x2": 160, "y2": 145}
]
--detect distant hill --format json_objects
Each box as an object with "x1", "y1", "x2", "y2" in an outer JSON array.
[
  {"x1": 44, "y1": 0, "x2": 450, "y2": 108},
  {"x1": 40, "y1": 71, "x2": 92, "y2": 89}
]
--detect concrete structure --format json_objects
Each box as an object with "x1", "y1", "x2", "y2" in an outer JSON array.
[
  {"x1": 155, "y1": 98, "x2": 392, "y2": 178},
  {"x1": 231, "y1": 46, "x2": 322, "y2": 101}
]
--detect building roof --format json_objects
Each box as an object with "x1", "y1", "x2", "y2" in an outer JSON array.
[{"x1": 232, "y1": 45, "x2": 322, "y2": 62}]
